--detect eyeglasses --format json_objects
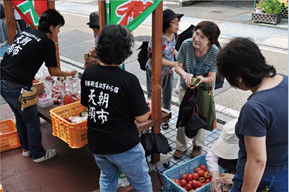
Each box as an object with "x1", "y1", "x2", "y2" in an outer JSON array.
[{"x1": 193, "y1": 31, "x2": 209, "y2": 42}]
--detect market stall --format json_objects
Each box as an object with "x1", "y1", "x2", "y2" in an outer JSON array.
[{"x1": 3, "y1": 0, "x2": 171, "y2": 164}]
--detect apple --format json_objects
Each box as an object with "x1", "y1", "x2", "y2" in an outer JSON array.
[
  {"x1": 186, "y1": 173, "x2": 193, "y2": 181},
  {"x1": 180, "y1": 179, "x2": 187, "y2": 187},
  {"x1": 199, "y1": 177, "x2": 205, "y2": 183},
  {"x1": 197, "y1": 169, "x2": 205, "y2": 177},
  {"x1": 204, "y1": 171, "x2": 211, "y2": 179},
  {"x1": 199, "y1": 164, "x2": 207, "y2": 171}
]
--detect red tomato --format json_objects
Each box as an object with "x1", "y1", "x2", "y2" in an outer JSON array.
[
  {"x1": 175, "y1": 179, "x2": 180, "y2": 183},
  {"x1": 182, "y1": 187, "x2": 187, "y2": 191},
  {"x1": 181, "y1": 173, "x2": 187, "y2": 180},
  {"x1": 204, "y1": 171, "x2": 211, "y2": 179},
  {"x1": 186, "y1": 173, "x2": 193, "y2": 181},
  {"x1": 197, "y1": 169, "x2": 205, "y2": 177},
  {"x1": 192, "y1": 173, "x2": 199, "y2": 180},
  {"x1": 191, "y1": 180, "x2": 199, "y2": 189},
  {"x1": 180, "y1": 179, "x2": 187, "y2": 187},
  {"x1": 199, "y1": 177, "x2": 205, "y2": 183},
  {"x1": 194, "y1": 167, "x2": 201, "y2": 173},
  {"x1": 205, "y1": 178, "x2": 211, "y2": 183},
  {"x1": 186, "y1": 183, "x2": 193, "y2": 191},
  {"x1": 199, "y1": 164, "x2": 207, "y2": 171},
  {"x1": 188, "y1": 180, "x2": 193, "y2": 185}
]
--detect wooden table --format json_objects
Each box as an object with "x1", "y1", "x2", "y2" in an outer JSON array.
[{"x1": 37, "y1": 104, "x2": 171, "y2": 132}]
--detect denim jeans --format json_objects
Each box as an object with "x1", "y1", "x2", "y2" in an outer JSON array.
[
  {"x1": 230, "y1": 168, "x2": 288, "y2": 192},
  {"x1": 93, "y1": 143, "x2": 153, "y2": 192},
  {"x1": 0, "y1": 81, "x2": 46, "y2": 159}
]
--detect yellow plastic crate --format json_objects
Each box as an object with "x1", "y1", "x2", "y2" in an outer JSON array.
[
  {"x1": 0, "y1": 120, "x2": 21, "y2": 152},
  {"x1": 50, "y1": 101, "x2": 88, "y2": 148}
]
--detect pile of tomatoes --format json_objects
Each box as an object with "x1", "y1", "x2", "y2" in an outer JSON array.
[{"x1": 172, "y1": 164, "x2": 212, "y2": 192}]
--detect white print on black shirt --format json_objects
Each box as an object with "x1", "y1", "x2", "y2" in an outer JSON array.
[
  {"x1": 85, "y1": 80, "x2": 119, "y2": 93},
  {"x1": 86, "y1": 80, "x2": 119, "y2": 124},
  {"x1": 7, "y1": 35, "x2": 33, "y2": 56}
]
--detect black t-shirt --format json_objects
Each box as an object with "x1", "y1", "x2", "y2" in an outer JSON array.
[
  {"x1": 81, "y1": 64, "x2": 149, "y2": 154},
  {"x1": 0, "y1": 29, "x2": 58, "y2": 87}
]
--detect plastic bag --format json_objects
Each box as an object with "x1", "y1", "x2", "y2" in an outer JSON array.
[{"x1": 117, "y1": 170, "x2": 130, "y2": 188}]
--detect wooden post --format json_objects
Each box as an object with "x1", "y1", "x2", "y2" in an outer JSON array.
[
  {"x1": 151, "y1": 1, "x2": 163, "y2": 162},
  {"x1": 3, "y1": 1, "x2": 16, "y2": 45},
  {"x1": 98, "y1": 0, "x2": 106, "y2": 30},
  {"x1": 47, "y1": 1, "x2": 61, "y2": 70}
]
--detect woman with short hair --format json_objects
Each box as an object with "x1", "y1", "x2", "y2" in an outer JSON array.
[
  {"x1": 216, "y1": 37, "x2": 288, "y2": 192},
  {"x1": 174, "y1": 21, "x2": 220, "y2": 159},
  {"x1": 0, "y1": 9, "x2": 77, "y2": 163}
]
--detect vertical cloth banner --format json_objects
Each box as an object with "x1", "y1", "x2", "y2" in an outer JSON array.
[
  {"x1": 110, "y1": 0, "x2": 161, "y2": 31},
  {"x1": 12, "y1": 0, "x2": 47, "y2": 29}
]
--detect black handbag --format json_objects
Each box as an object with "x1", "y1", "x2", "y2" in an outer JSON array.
[
  {"x1": 140, "y1": 130, "x2": 172, "y2": 156},
  {"x1": 176, "y1": 88, "x2": 208, "y2": 138}
]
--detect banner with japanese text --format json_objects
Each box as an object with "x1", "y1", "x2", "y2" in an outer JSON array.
[
  {"x1": 110, "y1": 0, "x2": 161, "y2": 31},
  {"x1": 12, "y1": 0, "x2": 47, "y2": 29}
]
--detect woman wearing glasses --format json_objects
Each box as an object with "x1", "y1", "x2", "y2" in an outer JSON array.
[
  {"x1": 145, "y1": 9, "x2": 183, "y2": 130},
  {"x1": 173, "y1": 21, "x2": 220, "y2": 159}
]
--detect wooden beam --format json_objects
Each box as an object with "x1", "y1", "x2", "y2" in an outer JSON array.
[
  {"x1": 151, "y1": 0, "x2": 163, "y2": 162},
  {"x1": 3, "y1": 1, "x2": 16, "y2": 45},
  {"x1": 98, "y1": 0, "x2": 106, "y2": 30}
]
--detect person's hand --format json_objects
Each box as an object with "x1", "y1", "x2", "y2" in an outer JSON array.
[
  {"x1": 183, "y1": 73, "x2": 194, "y2": 88},
  {"x1": 69, "y1": 69, "x2": 77, "y2": 76},
  {"x1": 210, "y1": 177, "x2": 222, "y2": 192},
  {"x1": 216, "y1": 173, "x2": 234, "y2": 184}
]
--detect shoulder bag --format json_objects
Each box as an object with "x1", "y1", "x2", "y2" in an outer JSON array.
[{"x1": 197, "y1": 79, "x2": 217, "y2": 131}]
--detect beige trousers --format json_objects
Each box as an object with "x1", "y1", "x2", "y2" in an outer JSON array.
[{"x1": 176, "y1": 85, "x2": 207, "y2": 151}]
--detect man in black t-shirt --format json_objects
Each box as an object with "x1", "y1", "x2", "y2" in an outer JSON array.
[
  {"x1": 81, "y1": 25, "x2": 152, "y2": 192},
  {"x1": 0, "y1": 9, "x2": 77, "y2": 163}
]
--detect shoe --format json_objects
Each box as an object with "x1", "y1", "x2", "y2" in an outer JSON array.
[
  {"x1": 191, "y1": 146, "x2": 202, "y2": 158},
  {"x1": 173, "y1": 149, "x2": 187, "y2": 159},
  {"x1": 33, "y1": 149, "x2": 57, "y2": 163},
  {"x1": 161, "y1": 123, "x2": 169, "y2": 130},
  {"x1": 22, "y1": 149, "x2": 32, "y2": 157}
]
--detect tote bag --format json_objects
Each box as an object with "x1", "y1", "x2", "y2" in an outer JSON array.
[{"x1": 196, "y1": 81, "x2": 217, "y2": 131}]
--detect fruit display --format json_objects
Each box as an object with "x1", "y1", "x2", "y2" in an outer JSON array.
[{"x1": 171, "y1": 164, "x2": 211, "y2": 192}]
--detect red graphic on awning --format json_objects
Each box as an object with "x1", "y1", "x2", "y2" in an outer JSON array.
[
  {"x1": 116, "y1": 0, "x2": 154, "y2": 26},
  {"x1": 12, "y1": 0, "x2": 47, "y2": 29}
]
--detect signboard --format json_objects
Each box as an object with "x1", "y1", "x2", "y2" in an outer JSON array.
[
  {"x1": 110, "y1": 0, "x2": 161, "y2": 31},
  {"x1": 12, "y1": 0, "x2": 47, "y2": 29}
]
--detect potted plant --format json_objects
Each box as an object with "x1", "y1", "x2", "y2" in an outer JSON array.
[
  {"x1": 255, "y1": 1, "x2": 265, "y2": 13},
  {"x1": 252, "y1": 0, "x2": 283, "y2": 25}
]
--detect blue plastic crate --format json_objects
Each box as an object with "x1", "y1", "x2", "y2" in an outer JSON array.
[
  {"x1": 163, "y1": 155, "x2": 224, "y2": 192},
  {"x1": 0, "y1": 45, "x2": 9, "y2": 57}
]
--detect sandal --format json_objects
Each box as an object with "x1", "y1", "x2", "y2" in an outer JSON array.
[{"x1": 161, "y1": 123, "x2": 169, "y2": 130}]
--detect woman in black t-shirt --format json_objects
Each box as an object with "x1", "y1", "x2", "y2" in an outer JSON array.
[{"x1": 81, "y1": 25, "x2": 152, "y2": 192}]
